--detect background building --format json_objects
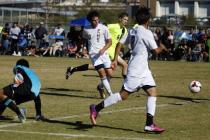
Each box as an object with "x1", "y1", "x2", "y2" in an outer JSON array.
[{"x1": 156, "y1": 0, "x2": 210, "y2": 18}]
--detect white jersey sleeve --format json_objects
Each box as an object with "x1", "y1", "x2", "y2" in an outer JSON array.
[{"x1": 147, "y1": 30, "x2": 158, "y2": 50}]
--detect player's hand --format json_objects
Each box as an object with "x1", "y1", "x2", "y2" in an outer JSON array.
[
  {"x1": 111, "y1": 61, "x2": 118, "y2": 70},
  {"x1": 99, "y1": 48, "x2": 106, "y2": 55},
  {"x1": 13, "y1": 73, "x2": 24, "y2": 87}
]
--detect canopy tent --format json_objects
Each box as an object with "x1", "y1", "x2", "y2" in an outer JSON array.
[
  {"x1": 68, "y1": 17, "x2": 90, "y2": 27},
  {"x1": 174, "y1": 31, "x2": 192, "y2": 41}
]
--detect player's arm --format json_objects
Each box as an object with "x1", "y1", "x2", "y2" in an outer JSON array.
[
  {"x1": 148, "y1": 31, "x2": 168, "y2": 55},
  {"x1": 113, "y1": 32, "x2": 128, "y2": 63},
  {"x1": 99, "y1": 38, "x2": 112, "y2": 55},
  {"x1": 13, "y1": 73, "x2": 24, "y2": 87},
  {"x1": 99, "y1": 26, "x2": 112, "y2": 55},
  {"x1": 112, "y1": 41, "x2": 123, "y2": 67},
  {"x1": 153, "y1": 42, "x2": 168, "y2": 54}
]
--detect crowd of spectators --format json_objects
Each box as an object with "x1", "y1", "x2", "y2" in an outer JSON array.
[
  {"x1": 0, "y1": 22, "x2": 88, "y2": 58},
  {"x1": 150, "y1": 27, "x2": 209, "y2": 62},
  {"x1": 0, "y1": 22, "x2": 209, "y2": 62}
]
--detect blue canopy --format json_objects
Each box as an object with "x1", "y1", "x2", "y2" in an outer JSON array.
[
  {"x1": 69, "y1": 17, "x2": 90, "y2": 27},
  {"x1": 48, "y1": 35, "x2": 65, "y2": 39},
  {"x1": 174, "y1": 31, "x2": 192, "y2": 41}
]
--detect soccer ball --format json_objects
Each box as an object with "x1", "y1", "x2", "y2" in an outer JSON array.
[{"x1": 189, "y1": 80, "x2": 202, "y2": 93}]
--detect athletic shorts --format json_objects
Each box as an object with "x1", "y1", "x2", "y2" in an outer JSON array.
[
  {"x1": 90, "y1": 52, "x2": 111, "y2": 69},
  {"x1": 123, "y1": 73, "x2": 156, "y2": 93},
  {"x1": 3, "y1": 84, "x2": 35, "y2": 105}
]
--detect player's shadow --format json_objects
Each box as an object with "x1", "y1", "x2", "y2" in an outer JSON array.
[
  {"x1": 40, "y1": 88, "x2": 100, "y2": 99},
  {"x1": 43, "y1": 88, "x2": 85, "y2": 92},
  {"x1": 158, "y1": 95, "x2": 210, "y2": 104},
  {"x1": 0, "y1": 115, "x2": 13, "y2": 121},
  {"x1": 82, "y1": 74, "x2": 122, "y2": 79},
  {"x1": 43, "y1": 119, "x2": 144, "y2": 133},
  {"x1": 40, "y1": 91, "x2": 99, "y2": 99}
]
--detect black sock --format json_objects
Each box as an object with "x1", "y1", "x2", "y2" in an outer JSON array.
[
  {"x1": 34, "y1": 95, "x2": 42, "y2": 116},
  {"x1": 72, "y1": 64, "x2": 89, "y2": 73},
  {"x1": 3, "y1": 98, "x2": 21, "y2": 116},
  {"x1": 123, "y1": 75, "x2": 127, "y2": 79},
  {"x1": 146, "y1": 113, "x2": 153, "y2": 126},
  {"x1": 95, "y1": 101, "x2": 104, "y2": 112},
  {"x1": 0, "y1": 103, "x2": 6, "y2": 115}
]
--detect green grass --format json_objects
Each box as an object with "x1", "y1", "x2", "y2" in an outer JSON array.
[{"x1": 0, "y1": 56, "x2": 210, "y2": 140}]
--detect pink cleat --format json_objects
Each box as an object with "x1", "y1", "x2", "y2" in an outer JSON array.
[
  {"x1": 89, "y1": 104, "x2": 98, "y2": 125},
  {"x1": 144, "y1": 124, "x2": 165, "y2": 134}
]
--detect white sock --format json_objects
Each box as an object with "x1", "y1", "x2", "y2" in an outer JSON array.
[
  {"x1": 104, "y1": 93, "x2": 122, "y2": 107},
  {"x1": 98, "y1": 77, "x2": 111, "y2": 89},
  {"x1": 147, "y1": 96, "x2": 157, "y2": 116},
  {"x1": 101, "y1": 77, "x2": 112, "y2": 95}
]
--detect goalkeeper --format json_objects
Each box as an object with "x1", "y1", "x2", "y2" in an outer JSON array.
[{"x1": 0, "y1": 59, "x2": 45, "y2": 122}]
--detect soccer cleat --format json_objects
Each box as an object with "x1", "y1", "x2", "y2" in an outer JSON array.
[
  {"x1": 65, "y1": 67, "x2": 73, "y2": 79},
  {"x1": 89, "y1": 104, "x2": 98, "y2": 125},
  {"x1": 144, "y1": 124, "x2": 165, "y2": 134},
  {"x1": 18, "y1": 108, "x2": 26, "y2": 123},
  {"x1": 35, "y1": 115, "x2": 46, "y2": 121},
  {"x1": 97, "y1": 85, "x2": 105, "y2": 99}
]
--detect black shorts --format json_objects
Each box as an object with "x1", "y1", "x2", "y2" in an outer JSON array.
[
  {"x1": 3, "y1": 84, "x2": 35, "y2": 105},
  {"x1": 94, "y1": 64, "x2": 104, "y2": 71}
]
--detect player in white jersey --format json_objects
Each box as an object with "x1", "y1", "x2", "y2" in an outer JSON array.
[
  {"x1": 65, "y1": 13, "x2": 129, "y2": 98},
  {"x1": 89, "y1": 7, "x2": 167, "y2": 133},
  {"x1": 80, "y1": 10, "x2": 113, "y2": 95}
]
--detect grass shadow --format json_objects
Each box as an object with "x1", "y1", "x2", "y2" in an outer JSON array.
[
  {"x1": 82, "y1": 74, "x2": 122, "y2": 79},
  {"x1": 159, "y1": 95, "x2": 210, "y2": 104},
  {"x1": 43, "y1": 118, "x2": 144, "y2": 133},
  {"x1": 40, "y1": 91, "x2": 100, "y2": 99},
  {"x1": 43, "y1": 88, "x2": 84, "y2": 92},
  {"x1": 0, "y1": 115, "x2": 13, "y2": 121}
]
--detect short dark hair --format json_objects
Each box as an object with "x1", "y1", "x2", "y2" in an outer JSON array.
[
  {"x1": 135, "y1": 6, "x2": 151, "y2": 25},
  {"x1": 118, "y1": 12, "x2": 128, "y2": 19},
  {"x1": 87, "y1": 10, "x2": 100, "y2": 22},
  {"x1": 16, "y1": 59, "x2": 29, "y2": 68}
]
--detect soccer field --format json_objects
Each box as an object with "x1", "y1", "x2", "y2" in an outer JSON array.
[{"x1": 0, "y1": 56, "x2": 209, "y2": 140}]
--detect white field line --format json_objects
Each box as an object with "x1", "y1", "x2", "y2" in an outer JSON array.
[
  {"x1": 0, "y1": 129, "x2": 155, "y2": 140},
  {"x1": 0, "y1": 101, "x2": 191, "y2": 129}
]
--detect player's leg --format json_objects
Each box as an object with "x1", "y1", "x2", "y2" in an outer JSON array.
[
  {"x1": 97, "y1": 66, "x2": 113, "y2": 98},
  {"x1": 95, "y1": 52, "x2": 113, "y2": 98},
  {"x1": 117, "y1": 56, "x2": 128, "y2": 79},
  {"x1": 142, "y1": 75, "x2": 165, "y2": 133},
  {"x1": 65, "y1": 63, "x2": 94, "y2": 79},
  {"x1": 34, "y1": 95, "x2": 45, "y2": 121},
  {"x1": 0, "y1": 102, "x2": 6, "y2": 116},
  {"x1": 96, "y1": 65, "x2": 113, "y2": 96},
  {"x1": 0, "y1": 87, "x2": 26, "y2": 123},
  {"x1": 89, "y1": 74, "x2": 138, "y2": 125},
  {"x1": 90, "y1": 89, "x2": 129, "y2": 125}
]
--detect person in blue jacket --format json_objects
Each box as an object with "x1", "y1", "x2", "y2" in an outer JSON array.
[{"x1": 0, "y1": 59, "x2": 44, "y2": 123}]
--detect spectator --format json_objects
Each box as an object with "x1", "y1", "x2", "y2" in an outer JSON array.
[
  {"x1": 191, "y1": 43, "x2": 202, "y2": 61},
  {"x1": 21, "y1": 24, "x2": 33, "y2": 47},
  {"x1": 34, "y1": 22, "x2": 47, "y2": 50},
  {"x1": 10, "y1": 22, "x2": 21, "y2": 56},
  {"x1": 1, "y1": 23, "x2": 10, "y2": 55}
]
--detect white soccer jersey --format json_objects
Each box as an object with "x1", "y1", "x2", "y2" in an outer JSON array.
[
  {"x1": 83, "y1": 23, "x2": 111, "y2": 55},
  {"x1": 120, "y1": 25, "x2": 158, "y2": 78},
  {"x1": 54, "y1": 28, "x2": 64, "y2": 36}
]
